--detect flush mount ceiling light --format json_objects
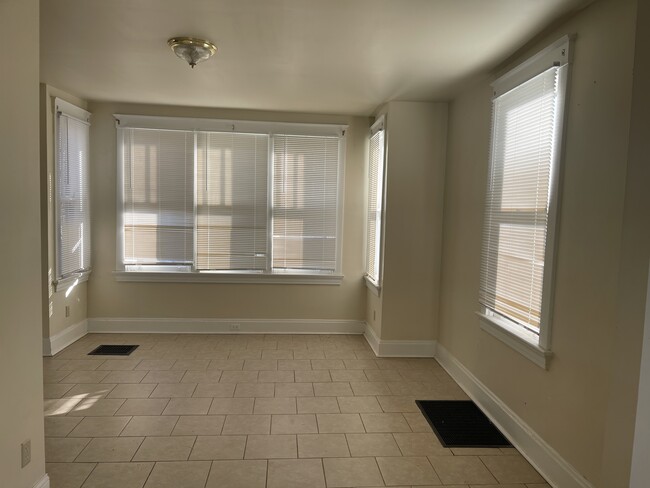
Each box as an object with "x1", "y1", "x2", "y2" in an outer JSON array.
[{"x1": 168, "y1": 37, "x2": 217, "y2": 68}]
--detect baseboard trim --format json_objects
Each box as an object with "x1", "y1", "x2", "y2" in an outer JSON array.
[
  {"x1": 363, "y1": 323, "x2": 436, "y2": 357},
  {"x1": 87, "y1": 317, "x2": 365, "y2": 335},
  {"x1": 43, "y1": 319, "x2": 88, "y2": 356},
  {"x1": 34, "y1": 473, "x2": 50, "y2": 488},
  {"x1": 435, "y1": 343, "x2": 594, "y2": 488}
]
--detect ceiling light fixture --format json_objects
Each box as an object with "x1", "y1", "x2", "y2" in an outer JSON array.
[{"x1": 167, "y1": 37, "x2": 217, "y2": 69}]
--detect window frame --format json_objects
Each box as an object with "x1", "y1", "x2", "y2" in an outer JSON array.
[
  {"x1": 364, "y1": 115, "x2": 387, "y2": 296},
  {"x1": 477, "y1": 36, "x2": 572, "y2": 368},
  {"x1": 114, "y1": 114, "x2": 347, "y2": 285},
  {"x1": 53, "y1": 98, "x2": 92, "y2": 291}
]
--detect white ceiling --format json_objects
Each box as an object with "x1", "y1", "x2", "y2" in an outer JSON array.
[{"x1": 40, "y1": 0, "x2": 590, "y2": 115}]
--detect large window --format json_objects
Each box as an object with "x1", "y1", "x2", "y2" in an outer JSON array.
[
  {"x1": 116, "y1": 115, "x2": 346, "y2": 283},
  {"x1": 364, "y1": 116, "x2": 386, "y2": 289},
  {"x1": 54, "y1": 98, "x2": 91, "y2": 286},
  {"x1": 478, "y1": 37, "x2": 570, "y2": 367}
]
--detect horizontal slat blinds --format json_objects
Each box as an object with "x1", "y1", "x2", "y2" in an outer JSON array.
[
  {"x1": 365, "y1": 127, "x2": 385, "y2": 283},
  {"x1": 196, "y1": 132, "x2": 269, "y2": 271},
  {"x1": 121, "y1": 128, "x2": 194, "y2": 265},
  {"x1": 272, "y1": 135, "x2": 340, "y2": 272},
  {"x1": 479, "y1": 66, "x2": 559, "y2": 331},
  {"x1": 56, "y1": 113, "x2": 91, "y2": 278}
]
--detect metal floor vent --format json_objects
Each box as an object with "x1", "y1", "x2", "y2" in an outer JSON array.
[{"x1": 88, "y1": 345, "x2": 139, "y2": 356}]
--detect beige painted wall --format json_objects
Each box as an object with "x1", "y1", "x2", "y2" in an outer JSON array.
[
  {"x1": 40, "y1": 84, "x2": 89, "y2": 341},
  {"x1": 368, "y1": 101, "x2": 447, "y2": 342},
  {"x1": 87, "y1": 102, "x2": 367, "y2": 321},
  {"x1": 0, "y1": 0, "x2": 46, "y2": 486},
  {"x1": 438, "y1": 0, "x2": 638, "y2": 485}
]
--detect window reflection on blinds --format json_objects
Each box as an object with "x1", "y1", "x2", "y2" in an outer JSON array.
[
  {"x1": 122, "y1": 128, "x2": 194, "y2": 265},
  {"x1": 365, "y1": 126, "x2": 385, "y2": 284},
  {"x1": 479, "y1": 67, "x2": 560, "y2": 332},
  {"x1": 272, "y1": 135, "x2": 340, "y2": 272},
  {"x1": 56, "y1": 113, "x2": 91, "y2": 278}
]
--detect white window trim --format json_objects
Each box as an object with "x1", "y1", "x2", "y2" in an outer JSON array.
[
  {"x1": 477, "y1": 35, "x2": 572, "y2": 368},
  {"x1": 114, "y1": 115, "x2": 348, "y2": 284},
  {"x1": 53, "y1": 98, "x2": 92, "y2": 286},
  {"x1": 363, "y1": 115, "x2": 387, "y2": 296}
]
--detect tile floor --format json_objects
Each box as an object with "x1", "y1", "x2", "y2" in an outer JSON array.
[{"x1": 44, "y1": 333, "x2": 550, "y2": 488}]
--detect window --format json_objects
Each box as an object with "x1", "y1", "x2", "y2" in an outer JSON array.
[
  {"x1": 115, "y1": 115, "x2": 346, "y2": 283},
  {"x1": 478, "y1": 37, "x2": 570, "y2": 368},
  {"x1": 364, "y1": 116, "x2": 386, "y2": 290},
  {"x1": 54, "y1": 98, "x2": 91, "y2": 286}
]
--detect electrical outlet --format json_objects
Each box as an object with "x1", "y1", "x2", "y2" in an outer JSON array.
[
  {"x1": 21, "y1": 440, "x2": 31, "y2": 468},
  {"x1": 65, "y1": 305, "x2": 71, "y2": 317},
  {"x1": 230, "y1": 323, "x2": 241, "y2": 331}
]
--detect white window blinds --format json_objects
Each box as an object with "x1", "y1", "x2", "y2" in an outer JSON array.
[
  {"x1": 121, "y1": 128, "x2": 194, "y2": 266},
  {"x1": 196, "y1": 132, "x2": 269, "y2": 271},
  {"x1": 56, "y1": 107, "x2": 91, "y2": 279},
  {"x1": 272, "y1": 135, "x2": 341, "y2": 272},
  {"x1": 365, "y1": 122, "x2": 385, "y2": 284},
  {"x1": 479, "y1": 66, "x2": 562, "y2": 332}
]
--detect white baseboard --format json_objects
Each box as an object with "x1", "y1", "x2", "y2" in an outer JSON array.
[
  {"x1": 34, "y1": 473, "x2": 50, "y2": 488},
  {"x1": 435, "y1": 343, "x2": 594, "y2": 488},
  {"x1": 87, "y1": 317, "x2": 365, "y2": 335},
  {"x1": 363, "y1": 323, "x2": 437, "y2": 357},
  {"x1": 43, "y1": 319, "x2": 88, "y2": 356}
]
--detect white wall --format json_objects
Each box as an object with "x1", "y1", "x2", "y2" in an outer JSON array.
[
  {"x1": 0, "y1": 0, "x2": 47, "y2": 486},
  {"x1": 437, "y1": 0, "x2": 640, "y2": 485}
]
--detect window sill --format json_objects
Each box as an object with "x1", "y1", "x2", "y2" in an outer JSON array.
[
  {"x1": 53, "y1": 269, "x2": 92, "y2": 293},
  {"x1": 476, "y1": 311, "x2": 553, "y2": 369},
  {"x1": 113, "y1": 271, "x2": 344, "y2": 285},
  {"x1": 364, "y1": 276, "x2": 381, "y2": 297}
]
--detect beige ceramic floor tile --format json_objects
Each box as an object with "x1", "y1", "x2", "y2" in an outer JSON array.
[
  {"x1": 311, "y1": 359, "x2": 345, "y2": 370},
  {"x1": 278, "y1": 359, "x2": 312, "y2": 370},
  {"x1": 143, "y1": 461, "x2": 211, "y2": 488},
  {"x1": 116, "y1": 399, "x2": 170, "y2": 416},
  {"x1": 80, "y1": 462, "x2": 153, "y2": 488},
  {"x1": 44, "y1": 370, "x2": 72, "y2": 384},
  {"x1": 162, "y1": 397, "x2": 212, "y2": 415},
  {"x1": 107, "y1": 383, "x2": 156, "y2": 399},
  {"x1": 262, "y1": 349, "x2": 294, "y2": 360},
  {"x1": 69, "y1": 416, "x2": 131, "y2": 437},
  {"x1": 45, "y1": 437, "x2": 90, "y2": 462},
  {"x1": 194, "y1": 382, "x2": 236, "y2": 398},
  {"x1": 220, "y1": 371, "x2": 259, "y2": 383},
  {"x1": 297, "y1": 434, "x2": 350, "y2": 458},
  {"x1": 234, "y1": 382, "x2": 275, "y2": 398},
  {"x1": 295, "y1": 370, "x2": 331, "y2": 382},
  {"x1": 140, "y1": 370, "x2": 185, "y2": 383},
  {"x1": 135, "y1": 359, "x2": 175, "y2": 370},
  {"x1": 329, "y1": 370, "x2": 368, "y2": 382},
  {"x1": 44, "y1": 383, "x2": 74, "y2": 399},
  {"x1": 429, "y1": 455, "x2": 497, "y2": 484},
  {"x1": 132, "y1": 436, "x2": 195, "y2": 461},
  {"x1": 316, "y1": 414, "x2": 365, "y2": 433},
  {"x1": 206, "y1": 460, "x2": 267, "y2": 488},
  {"x1": 76, "y1": 437, "x2": 144, "y2": 462},
  {"x1": 346, "y1": 433, "x2": 402, "y2": 457},
  {"x1": 45, "y1": 398, "x2": 83, "y2": 417},
  {"x1": 67, "y1": 398, "x2": 125, "y2": 417},
  {"x1": 150, "y1": 383, "x2": 197, "y2": 398},
  {"x1": 45, "y1": 416, "x2": 83, "y2": 437},
  {"x1": 245, "y1": 434, "x2": 297, "y2": 459},
  {"x1": 243, "y1": 359, "x2": 278, "y2": 371},
  {"x1": 314, "y1": 382, "x2": 353, "y2": 397},
  {"x1": 267, "y1": 459, "x2": 325, "y2": 488},
  {"x1": 271, "y1": 414, "x2": 318, "y2": 434},
  {"x1": 222, "y1": 414, "x2": 271, "y2": 435},
  {"x1": 172, "y1": 359, "x2": 210, "y2": 370},
  {"x1": 343, "y1": 359, "x2": 378, "y2": 370},
  {"x1": 172, "y1": 415, "x2": 225, "y2": 435},
  {"x1": 64, "y1": 383, "x2": 116, "y2": 399},
  {"x1": 96, "y1": 359, "x2": 141, "y2": 371},
  {"x1": 364, "y1": 370, "x2": 403, "y2": 382},
  {"x1": 209, "y1": 397, "x2": 254, "y2": 414},
  {"x1": 258, "y1": 370, "x2": 295, "y2": 382},
  {"x1": 337, "y1": 396, "x2": 382, "y2": 413},
  {"x1": 121, "y1": 416, "x2": 179, "y2": 436},
  {"x1": 377, "y1": 395, "x2": 419, "y2": 413},
  {"x1": 393, "y1": 432, "x2": 451, "y2": 456},
  {"x1": 451, "y1": 447, "x2": 505, "y2": 456},
  {"x1": 101, "y1": 370, "x2": 147, "y2": 383},
  {"x1": 182, "y1": 370, "x2": 223, "y2": 383},
  {"x1": 297, "y1": 396, "x2": 340, "y2": 414},
  {"x1": 403, "y1": 412, "x2": 433, "y2": 432},
  {"x1": 376, "y1": 456, "x2": 442, "y2": 486},
  {"x1": 190, "y1": 435, "x2": 247, "y2": 460},
  {"x1": 350, "y1": 382, "x2": 391, "y2": 396},
  {"x1": 361, "y1": 413, "x2": 411, "y2": 433},
  {"x1": 274, "y1": 382, "x2": 314, "y2": 397},
  {"x1": 323, "y1": 457, "x2": 384, "y2": 487},
  {"x1": 480, "y1": 455, "x2": 546, "y2": 484},
  {"x1": 45, "y1": 462, "x2": 95, "y2": 488},
  {"x1": 254, "y1": 397, "x2": 297, "y2": 414},
  {"x1": 58, "y1": 360, "x2": 103, "y2": 371},
  {"x1": 59, "y1": 371, "x2": 110, "y2": 384},
  {"x1": 208, "y1": 359, "x2": 245, "y2": 371}
]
